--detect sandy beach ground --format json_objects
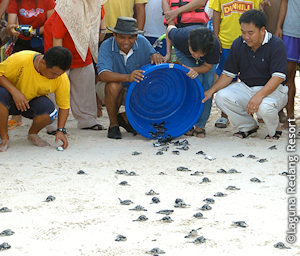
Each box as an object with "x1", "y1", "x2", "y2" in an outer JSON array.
[{"x1": 0, "y1": 73, "x2": 299, "y2": 256}]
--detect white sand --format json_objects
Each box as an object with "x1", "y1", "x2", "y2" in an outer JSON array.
[{"x1": 0, "y1": 73, "x2": 299, "y2": 256}]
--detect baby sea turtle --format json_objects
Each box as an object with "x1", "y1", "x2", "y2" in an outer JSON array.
[
  {"x1": 226, "y1": 185, "x2": 240, "y2": 190},
  {"x1": 151, "y1": 197, "x2": 160, "y2": 204},
  {"x1": 279, "y1": 171, "x2": 288, "y2": 176},
  {"x1": 232, "y1": 153, "x2": 245, "y2": 158},
  {"x1": 115, "y1": 234, "x2": 127, "y2": 242},
  {"x1": 232, "y1": 221, "x2": 248, "y2": 228},
  {"x1": 0, "y1": 242, "x2": 11, "y2": 251},
  {"x1": 160, "y1": 146, "x2": 169, "y2": 152},
  {"x1": 273, "y1": 242, "x2": 291, "y2": 249},
  {"x1": 200, "y1": 204, "x2": 212, "y2": 211},
  {"x1": 77, "y1": 170, "x2": 86, "y2": 175},
  {"x1": 159, "y1": 216, "x2": 174, "y2": 223},
  {"x1": 191, "y1": 171, "x2": 204, "y2": 176},
  {"x1": 0, "y1": 207, "x2": 12, "y2": 213},
  {"x1": 214, "y1": 192, "x2": 227, "y2": 197},
  {"x1": 129, "y1": 205, "x2": 147, "y2": 211},
  {"x1": 133, "y1": 215, "x2": 148, "y2": 222},
  {"x1": 158, "y1": 172, "x2": 166, "y2": 175},
  {"x1": 126, "y1": 171, "x2": 138, "y2": 176},
  {"x1": 174, "y1": 201, "x2": 190, "y2": 208},
  {"x1": 191, "y1": 236, "x2": 206, "y2": 244},
  {"x1": 45, "y1": 195, "x2": 56, "y2": 202},
  {"x1": 204, "y1": 155, "x2": 216, "y2": 161},
  {"x1": 203, "y1": 198, "x2": 215, "y2": 204},
  {"x1": 153, "y1": 142, "x2": 162, "y2": 147},
  {"x1": 172, "y1": 150, "x2": 180, "y2": 155},
  {"x1": 268, "y1": 145, "x2": 277, "y2": 150},
  {"x1": 257, "y1": 158, "x2": 268, "y2": 163},
  {"x1": 119, "y1": 181, "x2": 130, "y2": 186},
  {"x1": 156, "y1": 209, "x2": 174, "y2": 215},
  {"x1": 200, "y1": 177, "x2": 211, "y2": 184},
  {"x1": 156, "y1": 151, "x2": 164, "y2": 155},
  {"x1": 0, "y1": 229, "x2": 14, "y2": 236},
  {"x1": 176, "y1": 145, "x2": 189, "y2": 151},
  {"x1": 118, "y1": 198, "x2": 133, "y2": 205},
  {"x1": 193, "y1": 212, "x2": 204, "y2": 219},
  {"x1": 196, "y1": 150, "x2": 205, "y2": 155},
  {"x1": 227, "y1": 168, "x2": 241, "y2": 174},
  {"x1": 250, "y1": 177, "x2": 262, "y2": 183},
  {"x1": 217, "y1": 168, "x2": 227, "y2": 174},
  {"x1": 184, "y1": 228, "x2": 202, "y2": 238},
  {"x1": 175, "y1": 198, "x2": 184, "y2": 204},
  {"x1": 177, "y1": 166, "x2": 190, "y2": 172},
  {"x1": 115, "y1": 169, "x2": 128, "y2": 175},
  {"x1": 247, "y1": 155, "x2": 258, "y2": 159},
  {"x1": 146, "y1": 247, "x2": 165, "y2": 255},
  {"x1": 132, "y1": 151, "x2": 141, "y2": 155},
  {"x1": 145, "y1": 189, "x2": 159, "y2": 196}
]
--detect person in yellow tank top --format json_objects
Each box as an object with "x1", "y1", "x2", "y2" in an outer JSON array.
[
  {"x1": 0, "y1": 47, "x2": 72, "y2": 152},
  {"x1": 209, "y1": 0, "x2": 270, "y2": 128}
]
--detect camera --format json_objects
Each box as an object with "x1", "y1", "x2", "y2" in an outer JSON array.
[{"x1": 14, "y1": 25, "x2": 33, "y2": 37}]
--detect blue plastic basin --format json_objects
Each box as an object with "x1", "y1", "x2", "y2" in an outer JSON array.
[{"x1": 125, "y1": 63, "x2": 204, "y2": 139}]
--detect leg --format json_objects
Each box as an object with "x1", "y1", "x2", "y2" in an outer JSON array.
[
  {"x1": 215, "y1": 82, "x2": 258, "y2": 132},
  {"x1": 0, "y1": 103, "x2": 9, "y2": 152},
  {"x1": 105, "y1": 82, "x2": 123, "y2": 128},
  {"x1": 28, "y1": 114, "x2": 51, "y2": 147}
]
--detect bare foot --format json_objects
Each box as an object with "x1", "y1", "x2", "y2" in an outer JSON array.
[
  {"x1": 28, "y1": 134, "x2": 50, "y2": 147},
  {"x1": 0, "y1": 140, "x2": 9, "y2": 152}
]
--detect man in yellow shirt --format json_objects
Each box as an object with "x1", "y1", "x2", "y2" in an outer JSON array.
[
  {"x1": 209, "y1": 0, "x2": 270, "y2": 128},
  {"x1": 0, "y1": 47, "x2": 72, "y2": 152}
]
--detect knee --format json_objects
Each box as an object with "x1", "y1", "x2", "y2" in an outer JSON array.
[
  {"x1": 105, "y1": 82, "x2": 122, "y2": 97},
  {"x1": 215, "y1": 88, "x2": 230, "y2": 107},
  {"x1": 258, "y1": 102, "x2": 277, "y2": 117}
]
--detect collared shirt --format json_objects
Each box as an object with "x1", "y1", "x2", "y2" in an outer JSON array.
[
  {"x1": 223, "y1": 31, "x2": 287, "y2": 87},
  {"x1": 97, "y1": 35, "x2": 156, "y2": 86}
]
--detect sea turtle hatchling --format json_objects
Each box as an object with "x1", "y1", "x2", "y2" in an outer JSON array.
[
  {"x1": 115, "y1": 234, "x2": 127, "y2": 241},
  {"x1": 146, "y1": 247, "x2": 165, "y2": 255},
  {"x1": 273, "y1": 242, "x2": 291, "y2": 249},
  {"x1": 247, "y1": 155, "x2": 258, "y2": 159},
  {"x1": 177, "y1": 166, "x2": 190, "y2": 172},
  {"x1": 156, "y1": 151, "x2": 164, "y2": 155},
  {"x1": 0, "y1": 242, "x2": 11, "y2": 251},
  {"x1": 268, "y1": 145, "x2": 277, "y2": 150},
  {"x1": 133, "y1": 215, "x2": 148, "y2": 222},
  {"x1": 200, "y1": 177, "x2": 211, "y2": 184},
  {"x1": 174, "y1": 201, "x2": 190, "y2": 208},
  {"x1": 119, "y1": 181, "x2": 130, "y2": 186},
  {"x1": 200, "y1": 204, "x2": 212, "y2": 211},
  {"x1": 214, "y1": 192, "x2": 227, "y2": 197},
  {"x1": 45, "y1": 195, "x2": 55, "y2": 202},
  {"x1": 217, "y1": 168, "x2": 227, "y2": 174},
  {"x1": 159, "y1": 216, "x2": 174, "y2": 223},
  {"x1": 129, "y1": 205, "x2": 147, "y2": 211},
  {"x1": 250, "y1": 177, "x2": 262, "y2": 183},
  {"x1": 172, "y1": 150, "x2": 180, "y2": 155},
  {"x1": 232, "y1": 153, "x2": 245, "y2": 158},
  {"x1": 257, "y1": 158, "x2": 268, "y2": 163},
  {"x1": 126, "y1": 171, "x2": 138, "y2": 176},
  {"x1": 196, "y1": 150, "x2": 205, "y2": 155},
  {"x1": 145, "y1": 189, "x2": 159, "y2": 196},
  {"x1": 115, "y1": 169, "x2": 128, "y2": 175},
  {"x1": 191, "y1": 236, "x2": 206, "y2": 244},
  {"x1": 77, "y1": 170, "x2": 86, "y2": 175},
  {"x1": 158, "y1": 172, "x2": 166, "y2": 175},
  {"x1": 132, "y1": 151, "x2": 141, "y2": 155},
  {"x1": 156, "y1": 209, "x2": 174, "y2": 215},
  {"x1": 279, "y1": 172, "x2": 288, "y2": 176},
  {"x1": 184, "y1": 228, "x2": 202, "y2": 238},
  {"x1": 118, "y1": 198, "x2": 133, "y2": 205},
  {"x1": 226, "y1": 186, "x2": 240, "y2": 190},
  {"x1": 227, "y1": 168, "x2": 241, "y2": 174},
  {"x1": 203, "y1": 198, "x2": 215, "y2": 204},
  {"x1": 193, "y1": 212, "x2": 204, "y2": 219},
  {"x1": 151, "y1": 197, "x2": 160, "y2": 204},
  {"x1": 160, "y1": 146, "x2": 169, "y2": 152},
  {"x1": 0, "y1": 229, "x2": 14, "y2": 236},
  {"x1": 232, "y1": 221, "x2": 248, "y2": 228},
  {"x1": 0, "y1": 207, "x2": 12, "y2": 213},
  {"x1": 204, "y1": 155, "x2": 216, "y2": 161},
  {"x1": 191, "y1": 171, "x2": 204, "y2": 176},
  {"x1": 176, "y1": 145, "x2": 189, "y2": 151}
]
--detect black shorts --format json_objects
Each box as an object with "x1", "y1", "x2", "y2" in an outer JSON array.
[{"x1": 0, "y1": 86, "x2": 57, "y2": 120}]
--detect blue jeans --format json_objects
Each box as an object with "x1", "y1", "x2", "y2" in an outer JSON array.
[{"x1": 175, "y1": 48, "x2": 216, "y2": 128}]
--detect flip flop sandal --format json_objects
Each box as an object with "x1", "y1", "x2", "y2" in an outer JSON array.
[
  {"x1": 215, "y1": 117, "x2": 229, "y2": 128},
  {"x1": 193, "y1": 128, "x2": 206, "y2": 138},
  {"x1": 82, "y1": 124, "x2": 105, "y2": 130},
  {"x1": 233, "y1": 127, "x2": 259, "y2": 139},
  {"x1": 8, "y1": 120, "x2": 22, "y2": 130},
  {"x1": 265, "y1": 130, "x2": 282, "y2": 140}
]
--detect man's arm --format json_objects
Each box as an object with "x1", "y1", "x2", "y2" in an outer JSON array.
[
  {"x1": 164, "y1": 24, "x2": 176, "y2": 62},
  {"x1": 99, "y1": 70, "x2": 145, "y2": 84},
  {"x1": 275, "y1": 0, "x2": 288, "y2": 38},
  {"x1": 164, "y1": 0, "x2": 207, "y2": 24},
  {"x1": 55, "y1": 108, "x2": 69, "y2": 149},
  {"x1": 135, "y1": 3, "x2": 146, "y2": 30}
]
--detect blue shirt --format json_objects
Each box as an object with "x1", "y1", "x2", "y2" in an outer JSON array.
[
  {"x1": 97, "y1": 35, "x2": 156, "y2": 86},
  {"x1": 223, "y1": 32, "x2": 287, "y2": 87}
]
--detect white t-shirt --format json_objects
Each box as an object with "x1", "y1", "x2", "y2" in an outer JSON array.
[{"x1": 144, "y1": 0, "x2": 166, "y2": 37}]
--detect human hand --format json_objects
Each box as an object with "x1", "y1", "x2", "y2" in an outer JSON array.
[
  {"x1": 182, "y1": 64, "x2": 198, "y2": 79},
  {"x1": 164, "y1": 9, "x2": 179, "y2": 24},
  {"x1": 275, "y1": 27, "x2": 282, "y2": 38},
  {"x1": 259, "y1": 0, "x2": 271, "y2": 11},
  {"x1": 12, "y1": 90, "x2": 29, "y2": 111},
  {"x1": 151, "y1": 53, "x2": 164, "y2": 65},
  {"x1": 246, "y1": 94, "x2": 263, "y2": 115},
  {"x1": 202, "y1": 89, "x2": 214, "y2": 103},
  {"x1": 128, "y1": 70, "x2": 145, "y2": 83},
  {"x1": 7, "y1": 24, "x2": 20, "y2": 37},
  {"x1": 55, "y1": 131, "x2": 68, "y2": 149}
]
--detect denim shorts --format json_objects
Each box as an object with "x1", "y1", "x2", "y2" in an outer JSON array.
[{"x1": 282, "y1": 35, "x2": 300, "y2": 63}]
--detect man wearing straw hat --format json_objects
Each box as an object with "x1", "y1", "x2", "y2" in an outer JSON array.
[{"x1": 96, "y1": 17, "x2": 164, "y2": 139}]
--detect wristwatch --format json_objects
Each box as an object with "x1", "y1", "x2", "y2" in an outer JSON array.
[{"x1": 56, "y1": 128, "x2": 67, "y2": 134}]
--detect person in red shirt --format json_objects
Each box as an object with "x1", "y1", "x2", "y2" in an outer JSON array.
[{"x1": 44, "y1": 0, "x2": 106, "y2": 133}]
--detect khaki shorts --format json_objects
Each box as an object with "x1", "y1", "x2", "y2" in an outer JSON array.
[{"x1": 95, "y1": 81, "x2": 127, "y2": 105}]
